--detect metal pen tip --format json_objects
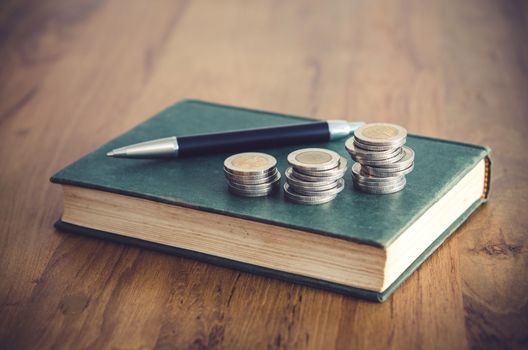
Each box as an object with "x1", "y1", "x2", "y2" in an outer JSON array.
[
  {"x1": 106, "y1": 149, "x2": 128, "y2": 158},
  {"x1": 104, "y1": 137, "x2": 179, "y2": 159},
  {"x1": 349, "y1": 121, "x2": 365, "y2": 131}
]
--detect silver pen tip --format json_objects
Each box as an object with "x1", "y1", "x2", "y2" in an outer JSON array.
[
  {"x1": 106, "y1": 149, "x2": 128, "y2": 158},
  {"x1": 349, "y1": 121, "x2": 365, "y2": 130},
  {"x1": 104, "y1": 137, "x2": 179, "y2": 159}
]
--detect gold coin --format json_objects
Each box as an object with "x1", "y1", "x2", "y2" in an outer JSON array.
[
  {"x1": 224, "y1": 152, "x2": 277, "y2": 175},
  {"x1": 295, "y1": 150, "x2": 332, "y2": 164},
  {"x1": 363, "y1": 125, "x2": 399, "y2": 139},
  {"x1": 354, "y1": 123, "x2": 407, "y2": 146},
  {"x1": 232, "y1": 154, "x2": 269, "y2": 169},
  {"x1": 287, "y1": 148, "x2": 340, "y2": 171}
]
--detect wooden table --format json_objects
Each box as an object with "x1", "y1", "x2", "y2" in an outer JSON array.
[{"x1": 1, "y1": 0, "x2": 526, "y2": 348}]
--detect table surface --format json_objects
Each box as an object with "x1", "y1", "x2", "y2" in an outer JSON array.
[{"x1": 1, "y1": 0, "x2": 527, "y2": 349}]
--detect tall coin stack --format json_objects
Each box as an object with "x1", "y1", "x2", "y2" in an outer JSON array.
[
  {"x1": 224, "y1": 152, "x2": 281, "y2": 197},
  {"x1": 345, "y1": 123, "x2": 415, "y2": 194},
  {"x1": 284, "y1": 148, "x2": 347, "y2": 204}
]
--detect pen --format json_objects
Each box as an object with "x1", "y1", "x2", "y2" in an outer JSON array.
[{"x1": 106, "y1": 120, "x2": 364, "y2": 159}]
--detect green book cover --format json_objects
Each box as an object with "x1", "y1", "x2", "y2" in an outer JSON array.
[{"x1": 50, "y1": 100, "x2": 491, "y2": 302}]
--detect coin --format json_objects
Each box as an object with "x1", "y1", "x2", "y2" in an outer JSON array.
[
  {"x1": 287, "y1": 148, "x2": 341, "y2": 172},
  {"x1": 346, "y1": 123, "x2": 414, "y2": 195},
  {"x1": 228, "y1": 172, "x2": 281, "y2": 191},
  {"x1": 284, "y1": 167, "x2": 336, "y2": 188},
  {"x1": 288, "y1": 180, "x2": 339, "y2": 193},
  {"x1": 224, "y1": 152, "x2": 281, "y2": 197},
  {"x1": 283, "y1": 148, "x2": 347, "y2": 204},
  {"x1": 354, "y1": 123, "x2": 407, "y2": 147},
  {"x1": 353, "y1": 138, "x2": 398, "y2": 152},
  {"x1": 283, "y1": 183, "x2": 337, "y2": 204},
  {"x1": 293, "y1": 157, "x2": 348, "y2": 177},
  {"x1": 345, "y1": 137, "x2": 401, "y2": 160},
  {"x1": 361, "y1": 162, "x2": 414, "y2": 177},
  {"x1": 375, "y1": 146, "x2": 415, "y2": 170},
  {"x1": 352, "y1": 148, "x2": 405, "y2": 166},
  {"x1": 228, "y1": 185, "x2": 278, "y2": 197},
  {"x1": 225, "y1": 168, "x2": 280, "y2": 185},
  {"x1": 289, "y1": 178, "x2": 345, "y2": 196},
  {"x1": 351, "y1": 163, "x2": 404, "y2": 185},
  {"x1": 224, "y1": 152, "x2": 277, "y2": 176},
  {"x1": 354, "y1": 177, "x2": 406, "y2": 194},
  {"x1": 290, "y1": 167, "x2": 344, "y2": 183}
]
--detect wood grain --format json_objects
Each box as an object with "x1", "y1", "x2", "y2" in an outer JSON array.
[{"x1": 0, "y1": 0, "x2": 526, "y2": 349}]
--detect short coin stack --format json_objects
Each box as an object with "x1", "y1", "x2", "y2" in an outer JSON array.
[
  {"x1": 345, "y1": 123, "x2": 415, "y2": 194},
  {"x1": 224, "y1": 152, "x2": 281, "y2": 197},
  {"x1": 284, "y1": 148, "x2": 347, "y2": 204}
]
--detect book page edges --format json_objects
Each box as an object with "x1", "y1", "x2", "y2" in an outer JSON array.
[
  {"x1": 383, "y1": 159, "x2": 486, "y2": 290},
  {"x1": 61, "y1": 185, "x2": 387, "y2": 291}
]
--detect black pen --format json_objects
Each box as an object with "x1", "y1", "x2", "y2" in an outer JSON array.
[{"x1": 106, "y1": 120, "x2": 364, "y2": 159}]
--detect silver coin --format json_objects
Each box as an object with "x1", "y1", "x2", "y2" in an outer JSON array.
[
  {"x1": 361, "y1": 162, "x2": 414, "y2": 177},
  {"x1": 293, "y1": 157, "x2": 348, "y2": 177},
  {"x1": 283, "y1": 183, "x2": 337, "y2": 204},
  {"x1": 353, "y1": 173, "x2": 406, "y2": 187},
  {"x1": 224, "y1": 166, "x2": 276, "y2": 181},
  {"x1": 354, "y1": 176, "x2": 405, "y2": 189},
  {"x1": 285, "y1": 168, "x2": 339, "y2": 189},
  {"x1": 354, "y1": 123, "x2": 407, "y2": 147},
  {"x1": 228, "y1": 184, "x2": 278, "y2": 197},
  {"x1": 228, "y1": 173, "x2": 281, "y2": 191},
  {"x1": 354, "y1": 177, "x2": 406, "y2": 194},
  {"x1": 290, "y1": 167, "x2": 345, "y2": 183},
  {"x1": 225, "y1": 168, "x2": 280, "y2": 185},
  {"x1": 350, "y1": 151, "x2": 400, "y2": 164},
  {"x1": 288, "y1": 180, "x2": 339, "y2": 193},
  {"x1": 351, "y1": 163, "x2": 404, "y2": 185},
  {"x1": 375, "y1": 146, "x2": 415, "y2": 170},
  {"x1": 224, "y1": 152, "x2": 277, "y2": 176},
  {"x1": 353, "y1": 148, "x2": 405, "y2": 166},
  {"x1": 354, "y1": 177, "x2": 406, "y2": 190},
  {"x1": 289, "y1": 178, "x2": 345, "y2": 196},
  {"x1": 349, "y1": 146, "x2": 402, "y2": 162},
  {"x1": 353, "y1": 137, "x2": 403, "y2": 152},
  {"x1": 287, "y1": 148, "x2": 341, "y2": 172},
  {"x1": 345, "y1": 137, "x2": 401, "y2": 160}
]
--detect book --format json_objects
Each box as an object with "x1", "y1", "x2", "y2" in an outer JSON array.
[{"x1": 50, "y1": 100, "x2": 491, "y2": 302}]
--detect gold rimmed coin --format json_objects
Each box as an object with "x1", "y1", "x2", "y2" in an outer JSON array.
[
  {"x1": 346, "y1": 137, "x2": 401, "y2": 160},
  {"x1": 361, "y1": 162, "x2": 414, "y2": 177},
  {"x1": 354, "y1": 148, "x2": 405, "y2": 166},
  {"x1": 289, "y1": 178, "x2": 345, "y2": 196},
  {"x1": 354, "y1": 177, "x2": 406, "y2": 194},
  {"x1": 346, "y1": 123, "x2": 414, "y2": 195},
  {"x1": 283, "y1": 183, "x2": 337, "y2": 205},
  {"x1": 228, "y1": 185, "x2": 279, "y2": 197},
  {"x1": 293, "y1": 156, "x2": 348, "y2": 177},
  {"x1": 224, "y1": 152, "x2": 281, "y2": 197},
  {"x1": 225, "y1": 168, "x2": 280, "y2": 184},
  {"x1": 285, "y1": 168, "x2": 338, "y2": 189},
  {"x1": 351, "y1": 163, "x2": 404, "y2": 185},
  {"x1": 228, "y1": 172, "x2": 281, "y2": 190},
  {"x1": 375, "y1": 146, "x2": 415, "y2": 170}
]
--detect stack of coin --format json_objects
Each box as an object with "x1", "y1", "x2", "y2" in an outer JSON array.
[
  {"x1": 284, "y1": 148, "x2": 347, "y2": 204},
  {"x1": 224, "y1": 152, "x2": 281, "y2": 197},
  {"x1": 345, "y1": 123, "x2": 415, "y2": 194}
]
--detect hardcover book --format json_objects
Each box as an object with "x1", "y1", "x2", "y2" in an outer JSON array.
[{"x1": 50, "y1": 100, "x2": 491, "y2": 302}]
